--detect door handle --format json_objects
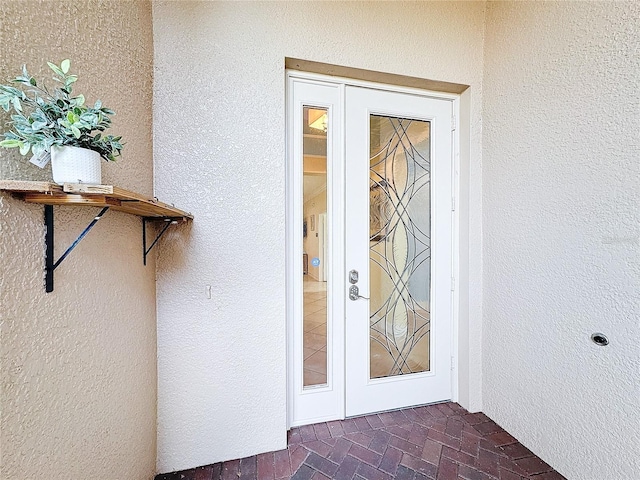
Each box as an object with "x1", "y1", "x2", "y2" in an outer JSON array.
[{"x1": 349, "y1": 285, "x2": 369, "y2": 301}]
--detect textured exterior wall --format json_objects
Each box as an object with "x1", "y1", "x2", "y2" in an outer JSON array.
[
  {"x1": 482, "y1": 2, "x2": 640, "y2": 479},
  {"x1": 153, "y1": 1, "x2": 485, "y2": 473},
  {"x1": 0, "y1": 1, "x2": 157, "y2": 479}
]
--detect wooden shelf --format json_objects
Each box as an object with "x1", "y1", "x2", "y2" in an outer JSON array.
[
  {"x1": 0, "y1": 180, "x2": 192, "y2": 220},
  {"x1": 0, "y1": 180, "x2": 192, "y2": 293}
]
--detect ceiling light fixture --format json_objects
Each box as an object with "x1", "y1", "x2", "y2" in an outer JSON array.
[{"x1": 308, "y1": 109, "x2": 328, "y2": 133}]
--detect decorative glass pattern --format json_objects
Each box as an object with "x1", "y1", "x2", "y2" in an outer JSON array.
[{"x1": 369, "y1": 115, "x2": 431, "y2": 379}]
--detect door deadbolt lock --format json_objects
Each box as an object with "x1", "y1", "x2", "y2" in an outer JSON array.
[{"x1": 349, "y1": 269, "x2": 359, "y2": 284}]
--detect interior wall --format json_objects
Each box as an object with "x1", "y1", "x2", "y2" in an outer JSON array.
[
  {"x1": 0, "y1": 2, "x2": 157, "y2": 479},
  {"x1": 153, "y1": 0, "x2": 485, "y2": 473},
  {"x1": 482, "y1": 2, "x2": 640, "y2": 479},
  {"x1": 303, "y1": 189, "x2": 327, "y2": 281}
]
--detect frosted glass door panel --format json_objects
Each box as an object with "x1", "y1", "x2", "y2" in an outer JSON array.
[{"x1": 369, "y1": 115, "x2": 431, "y2": 379}]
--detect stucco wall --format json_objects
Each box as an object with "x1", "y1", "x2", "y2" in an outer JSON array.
[
  {"x1": 153, "y1": 0, "x2": 485, "y2": 473},
  {"x1": 0, "y1": 1, "x2": 157, "y2": 479},
  {"x1": 482, "y1": 2, "x2": 640, "y2": 479}
]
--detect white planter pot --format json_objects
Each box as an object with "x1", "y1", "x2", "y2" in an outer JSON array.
[{"x1": 50, "y1": 146, "x2": 102, "y2": 185}]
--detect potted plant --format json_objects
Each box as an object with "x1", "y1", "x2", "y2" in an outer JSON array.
[{"x1": 0, "y1": 59, "x2": 123, "y2": 184}]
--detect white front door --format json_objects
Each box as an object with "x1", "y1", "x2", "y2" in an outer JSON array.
[
  {"x1": 288, "y1": 74, "x2": 455, "y2": 426},
  {"x1": 344, "y1": 86, "x2": 453, "y2": 417}
]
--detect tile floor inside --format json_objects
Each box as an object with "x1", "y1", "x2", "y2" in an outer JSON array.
[
  {"x1": 303, "y1": 275, "x2": 328, "y2": 386},
  {"x1": 156, "y1": 402, "x2": 566, "y2": 480}
]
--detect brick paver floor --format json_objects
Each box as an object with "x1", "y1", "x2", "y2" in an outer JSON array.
[{"x1": 156, "y1": 402, "x2": 566, "y2": 480}]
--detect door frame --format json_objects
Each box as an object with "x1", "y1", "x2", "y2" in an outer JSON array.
[
  {"x1": 318, "y1": 212, "x2": 327, "y2": 282},
  {"x1": 286, "y1": 70, "x2": 461, "y2": 428}
]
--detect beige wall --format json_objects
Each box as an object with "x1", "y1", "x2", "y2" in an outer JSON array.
[
  {"x1": 482, "y1": 2, "x2": 640, "y2": 479},
  {"x1": 0, "y1": 1, "x2": 157, "y2": 479},
  {"x1": 153, "y1": 0, "x2": 485, "y2": 473}
]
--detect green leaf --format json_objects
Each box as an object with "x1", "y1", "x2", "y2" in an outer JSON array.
[
  {"x1": 94, "y1": 100, "x2": 102, "y2": 109},
  {"x1": 11, "y1": 96, "x2": 21, "y2": 112},
  {"x1": 47, "y1": 62, "x2": 64, "y2": 77},
  {"x1": 0, "y1": 139, "x2": 22, "y2": 148},
  {"x1": 31, "y1": 121, "x2": 47, "y2": 130},
  {"x1": 75, "y1": 94, "x2": 85, "y2": 107},
  {"x1": 71, "y1": 126, "x2": 81, "y2": 138},
  {"x1": 19, "y1": 142, "x2": 31, "y2": 155},
  {"x1": 61, "y1": 59, "x2": 70, "y2": 74},
  {"x1": 33, "y1": 143, "x2": 44, "y2": 156},
  {"x1": 29, "y1": 77, "x2": 37, "y2": 86}
]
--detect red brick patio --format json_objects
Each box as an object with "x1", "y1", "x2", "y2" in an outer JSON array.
[{"x1": 155, "y1": 402, "x2": 565, "y2": 480}]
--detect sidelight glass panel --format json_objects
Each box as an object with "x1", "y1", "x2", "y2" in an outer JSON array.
[
  {"x1": 303, "y1": 106, "x2": 328, "y2": 387},
  {"x1": 369, "y1": 115, "x2": 431, "y2": 379}
]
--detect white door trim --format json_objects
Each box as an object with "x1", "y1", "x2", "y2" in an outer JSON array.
[
  {"x1": 288, "y1": 69, "x2": 460, "y2": 102},
  {"x1": 286, "y1": 71, "x2": 460, "y2": 428},
  {"x1": 286, "y1": 77, "x2": 346, "y2": 427}
]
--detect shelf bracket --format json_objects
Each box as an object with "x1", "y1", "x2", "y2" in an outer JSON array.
[
  {"x1": 44, "y1": 204, "x2": 110, "y2": 293},
  {"x1": 142, "y1": 217, "x2": 179, "y2": 266}
]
